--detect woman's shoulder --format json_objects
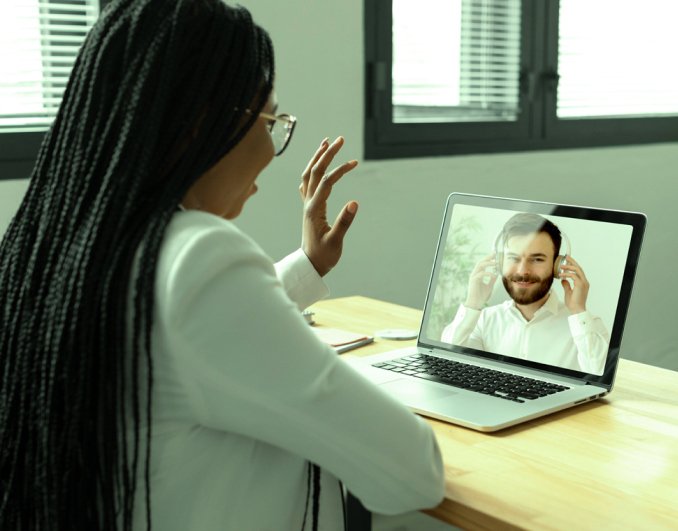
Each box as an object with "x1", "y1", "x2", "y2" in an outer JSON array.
[
  {"x1": 167, "y1": 209, "x2": 251, "y2": 242},
  {"x1": 156, "y1": 210, "x2": 274, "y2": 292},
  {"x1": 163, "y1": 210, "x2": 265, "y2": 259}
]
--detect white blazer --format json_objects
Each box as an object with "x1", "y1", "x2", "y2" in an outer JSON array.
[{"x1": 127, "y1": 210, "x2": 445, "y2": 531}]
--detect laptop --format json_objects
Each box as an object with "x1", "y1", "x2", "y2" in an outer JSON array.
[{"x1": 346, "y1": 193, "x2": 646, "y2": 431}]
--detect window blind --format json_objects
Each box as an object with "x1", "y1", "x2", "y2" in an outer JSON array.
[
  {"x1": 557, "y1": 0, "x2": 678, "y2": 119},
  {"x1": 0, "y1": 0, "x2": 99, "y2": 133},
  {"x1": 392, "y1": 0, "x2": 522, "y2": 123}
]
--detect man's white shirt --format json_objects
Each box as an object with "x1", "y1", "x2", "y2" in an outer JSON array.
[{"x1": 441, "y1": 290, "x2": 610, "y2": 375}]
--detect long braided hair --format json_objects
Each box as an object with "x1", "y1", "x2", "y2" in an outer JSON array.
[{"x1": 0, "y1": 0, "x2": 290, "y2": 528}]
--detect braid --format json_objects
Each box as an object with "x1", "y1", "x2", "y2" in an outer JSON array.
[
  {"x1": 301, "y1": 462, "x2": 323, "y2": 531},
  {"x1": 312, "y1": 464, "x2": 322, "y2": 531},
  {"x1": 301, "y1": 462, "x2": 312, "y2": 530},
  {"x1": 0, "y1": 1, "x2": 275, "y2": 529}
]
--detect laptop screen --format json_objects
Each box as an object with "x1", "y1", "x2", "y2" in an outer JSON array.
[{"x1": 419, "y1": 194, "x2": 646, "y2": 388}]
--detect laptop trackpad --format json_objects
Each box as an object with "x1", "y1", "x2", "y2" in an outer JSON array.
[{"x1": 378, "y1": 378, "x2": 458, "y2": 404}]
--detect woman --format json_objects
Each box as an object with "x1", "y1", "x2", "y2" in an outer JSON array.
[{"x1": 0, "y1": 0, "x2": 445, "y2": 529}]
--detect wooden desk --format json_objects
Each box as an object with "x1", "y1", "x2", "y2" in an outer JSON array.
[{"x1": 308, "y1": 296, "x2": 678, "y2": 531}]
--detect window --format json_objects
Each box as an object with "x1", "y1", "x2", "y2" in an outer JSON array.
[
  {"x1": 0, "y1": 0, "x2": 100, "y2": 177},
  {"x1": 365, "y1": 0, "x2": 678, "y2": 159}
]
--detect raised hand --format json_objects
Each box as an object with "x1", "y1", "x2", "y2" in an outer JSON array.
[
  {"x1": 299, "y1": 136, "x2": 359, "y2": 277},
  {"x1": 464, "y1": 253, "x2": 499, "y2": 310},
  {"x1": 559, "y1": 255, "x2": 589, "y2": 314}
]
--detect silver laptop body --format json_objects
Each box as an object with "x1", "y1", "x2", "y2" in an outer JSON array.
[{"x1": 347, "y1": 193, "x2": 646, "y2": 431}]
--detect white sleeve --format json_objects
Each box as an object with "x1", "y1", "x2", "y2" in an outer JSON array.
[
  {"x1": 568, "y1": 311, "x2": 610, "y2": 375},
  {"x1": 274, "y1": 248, "x2": 329, "y2": 311},
  {"x1": 158, "y1": 227, "x2": 445, "y2": 515},
  {"x1": 441, "y1": 304, "x2": 484, "y2": 350}
]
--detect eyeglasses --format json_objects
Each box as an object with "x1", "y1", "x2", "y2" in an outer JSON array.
[{"x1": 237, "y1": 108, "x2": 297, "y2": 156}]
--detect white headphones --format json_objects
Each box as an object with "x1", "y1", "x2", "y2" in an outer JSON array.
[{"x1": 492, "y1": 229, "x2": 571, "y2": 279}]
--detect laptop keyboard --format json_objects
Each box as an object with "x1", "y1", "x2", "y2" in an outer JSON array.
[{"x1": 372, "y1": 354, "x2": 570, "y2": 403}]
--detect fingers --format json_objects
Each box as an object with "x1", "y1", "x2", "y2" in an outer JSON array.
[
  {"x1": 326, "y1": 201, "x2": 359, "y2": 244},
  {"x1": 559, "y1": 258, "x2": 587, "y2": 284},
  {"x1": 307, "y1": 136, "x2": 349, "y2": 198},
  {"x1": 561, "y1": 257, "x2": 588, "y2": 314},
  {"x1": 475, "y1": 259, "x2": 497, "y2": 273},
  {"x1": 564, "y1": 255, "x2": 579, "y2": 267},
  {"x1": 473, "y1": 254, "x2": 497, "y2": 275},
  {"x1": 559, "y1": 272, "x2": 581, "y2": 294},
  {"x1": 310, "y1": 159, "x2": 359, "y2": 206},
  {"x1": 559, "y1": 259, "x2": 589, "y2": 308},
  {"x1": 301, "y1": 136, "x2": 358, "y2": 203},
  {"x1": 560, "y1": 256, "x2": 587, "y2": 281},
  {"x1": 301, "y1": 138, "x2": 330, "y2": 200},
  {"x1": 471, "y1": 270, "x2": 498, "y2": 284}
]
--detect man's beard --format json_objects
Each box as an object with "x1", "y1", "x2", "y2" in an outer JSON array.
[{"x1": 502, "y1": 273, "x2": 553, "y2": 305}]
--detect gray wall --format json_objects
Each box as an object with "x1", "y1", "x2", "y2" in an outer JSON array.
[
  {"x1": 0, "y1": 179, "x2": 29, "y2": 234},
  {"x1": 1, "y1": 0, "x2": 676, "y2": 372}
]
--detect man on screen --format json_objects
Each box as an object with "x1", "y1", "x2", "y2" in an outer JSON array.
[{"x1": 441, "y1": 213, "x2": 609, "y2": 375}]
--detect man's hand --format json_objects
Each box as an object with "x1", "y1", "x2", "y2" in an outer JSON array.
[
  {"x1": 464, "y1": 253, "x2": 499, "y2": 310},
  {"x1": 559, "y1": 255, "x2": 589, "y2": 314},
  {"x1": 300, "y1": 136, "x2": 359, "y2": 277}
]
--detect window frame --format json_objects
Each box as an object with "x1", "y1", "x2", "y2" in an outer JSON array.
[
  {"x1": 0, "y1": 0, "x2": 110, "y2": 181},
  {"x1": 364, "y1": 0, "x2": 678, "y2": 160}
]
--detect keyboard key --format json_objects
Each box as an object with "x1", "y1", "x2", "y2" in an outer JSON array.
[
  {"x1": 515, "y1": 392, "x2": 538, "y2": 400},
  {"x1": 374, "y1": 355, "x2": 559, "y2": 402},
  {"x1": 414, "y1": 373, "x2": 467, "y2": 389}
]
